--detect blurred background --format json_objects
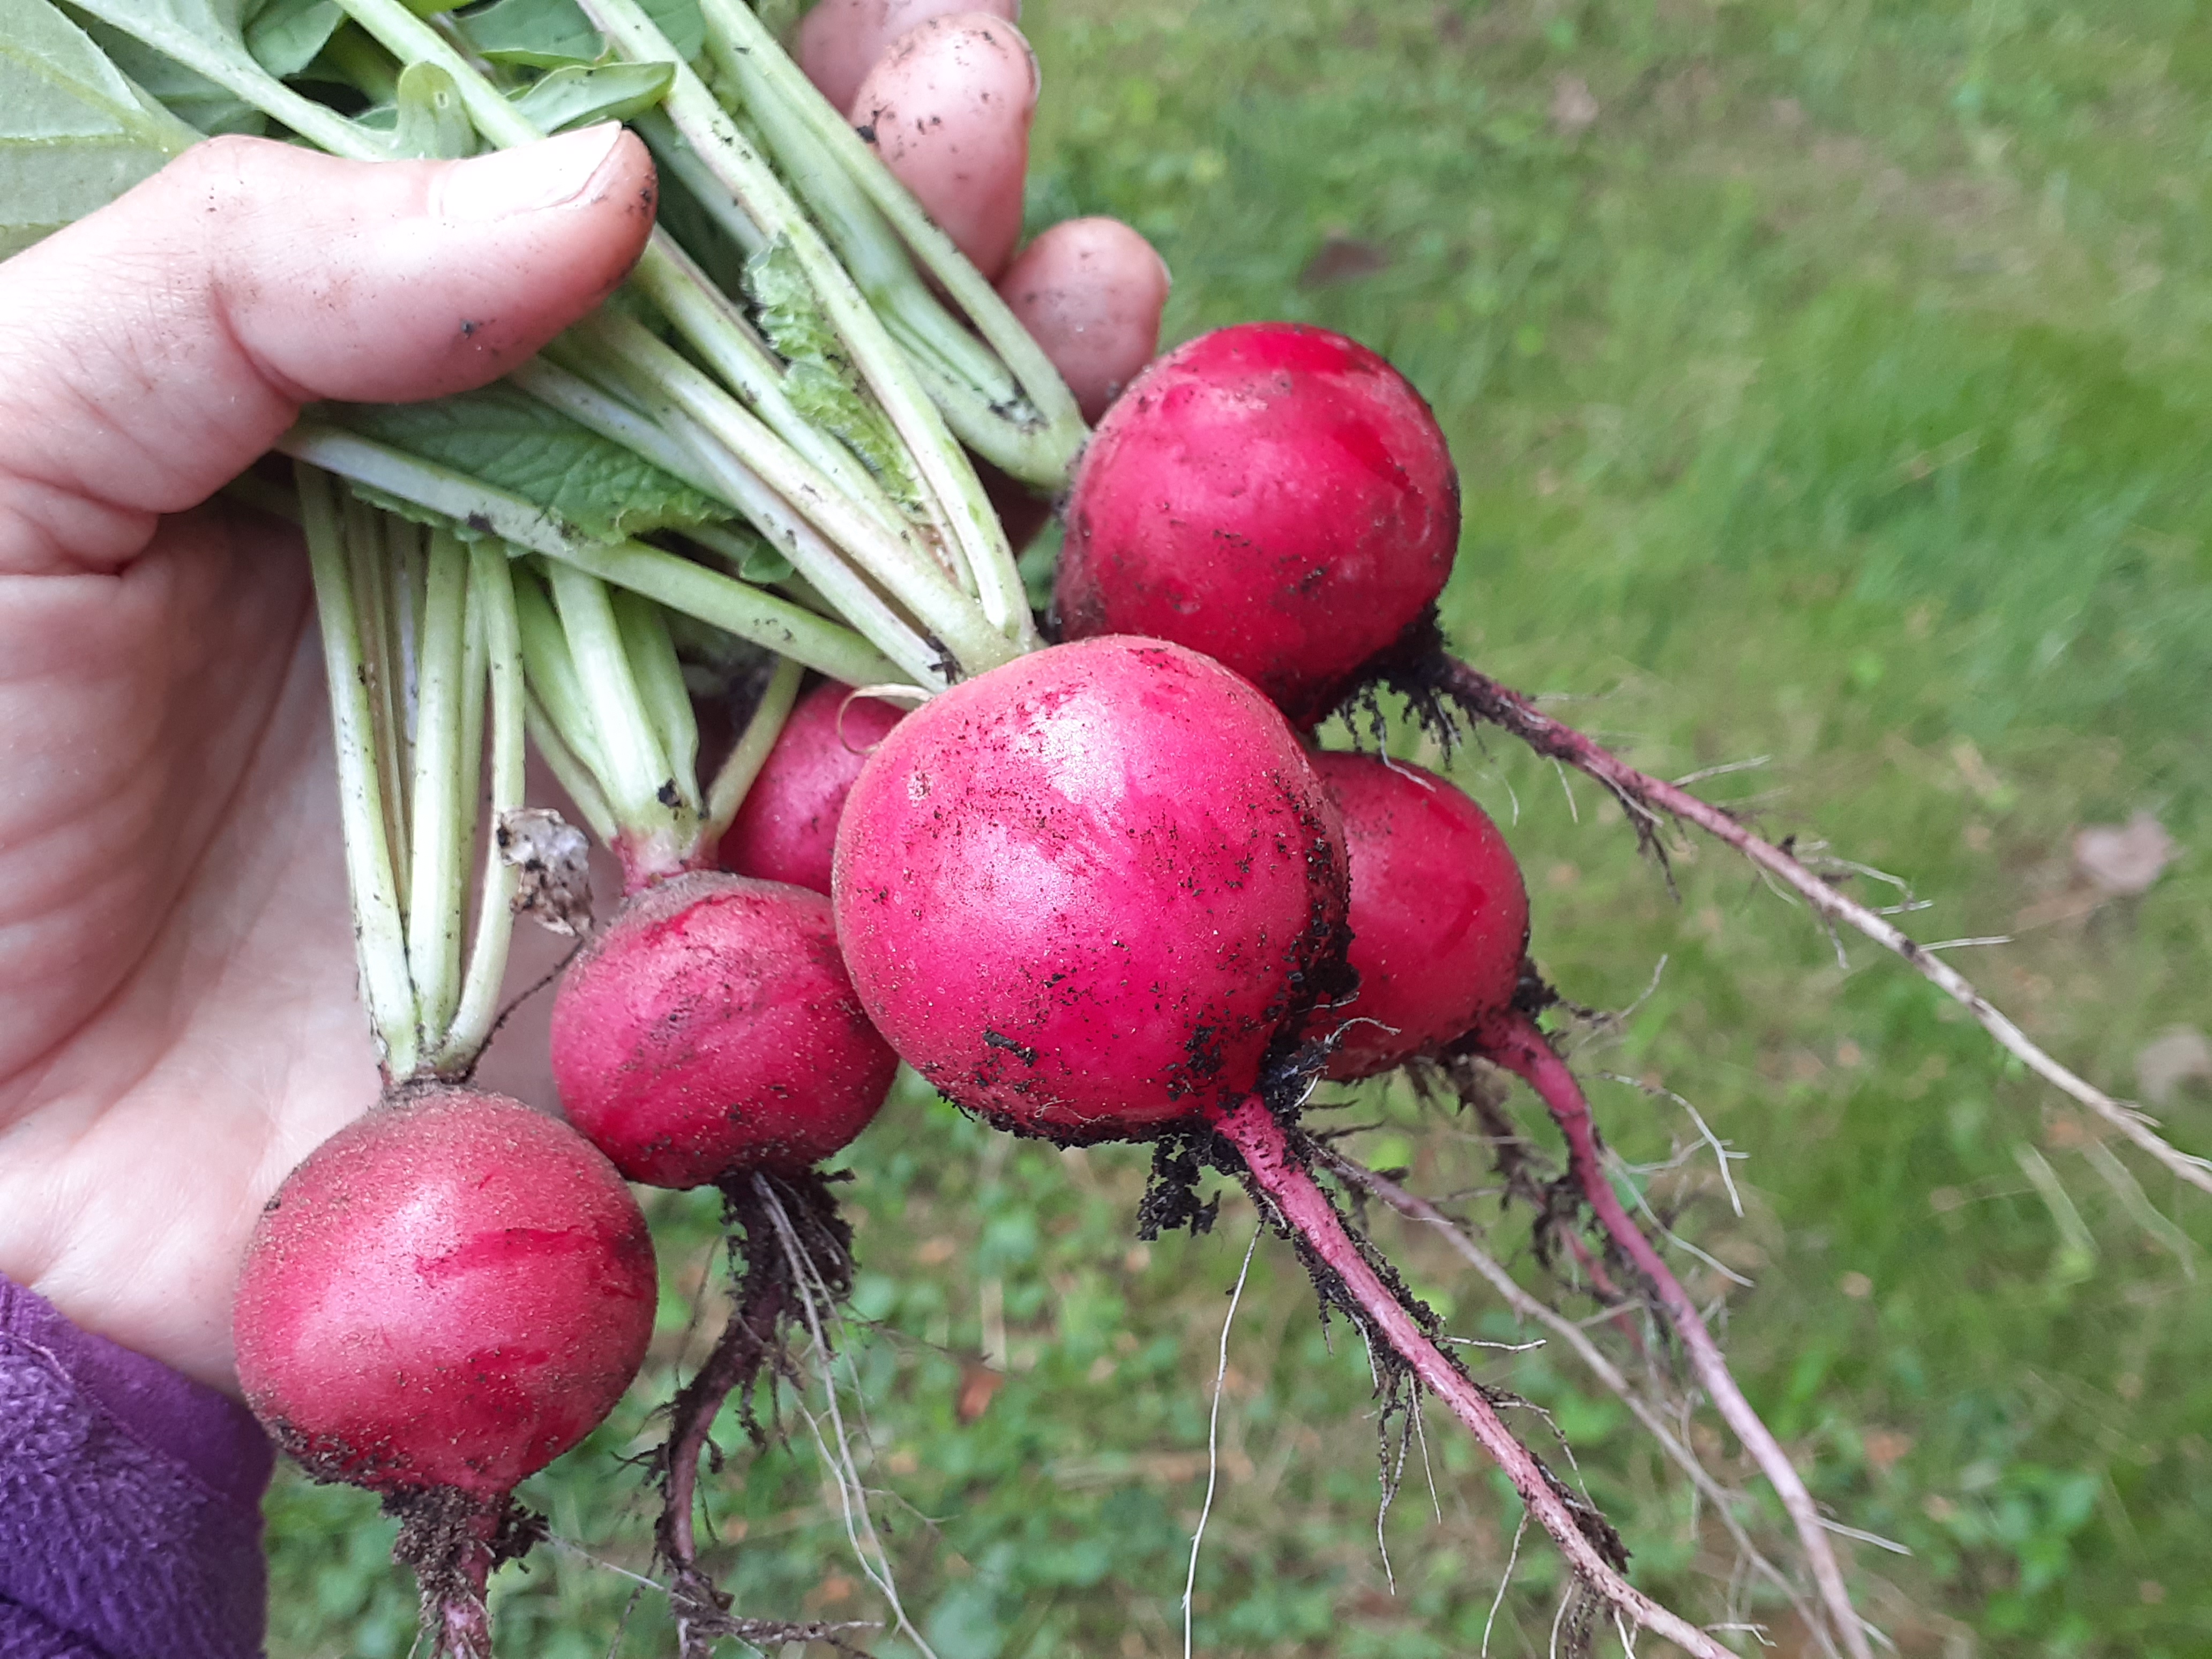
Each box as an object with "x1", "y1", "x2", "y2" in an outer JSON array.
[{"x1": 270, "y1": 1, "x2": 2211, "y2": 1653}]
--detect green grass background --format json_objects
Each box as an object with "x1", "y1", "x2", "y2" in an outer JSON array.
[{"x1": 269, "y1": 1, "x2": 2211, "y2": 1653}]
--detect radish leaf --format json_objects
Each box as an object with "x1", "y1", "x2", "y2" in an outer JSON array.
[
  {"x1": 333, "y1": 383, "x2": 727, "y2": 542},
  {"x1": 392, "y1": 60, "x2": 474, "y2": 158},
  {"x1": 63, "y1": 0, "x2": 373, "y2": 156},
  {"x1": 745, "y1": 235, "x2": 917, "y2": 507},
  {"x1": 509, "y1": 60, "x2": 675, "y2": 131},
  {"x1": 0, "y1": 0, "x2": 196, "y2": 257},
  {"x1": 243, "y1": 0, "x2": 342, "y2": 77},
  {"x1": 453, "y1": 0, "x2": 605, "y2": 68}
]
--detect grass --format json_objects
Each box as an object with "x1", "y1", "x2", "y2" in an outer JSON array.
[{"x1": 268, "y1": 2, "x2": 2211, "y2": 1654}]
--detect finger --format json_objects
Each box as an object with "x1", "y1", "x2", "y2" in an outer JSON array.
[
  {"x1": 851, "y1": 12, "x2": 1036, "y2": 279},
  {"x1": 0, "y1": 125, "x2": 655, "y2": 578},
  {"x1": 796, "y1": 0, "x2": 1019, "y2": 117},
  {"x1": 996, "y1": 217, "x2": 1170, "y2": 422}
]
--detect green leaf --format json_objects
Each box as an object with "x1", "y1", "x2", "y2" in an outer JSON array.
[
  {"x1": 243, "y1": 0, "x2": 341, "y2": 77},
  {"x1": 391, "y1": 59, "x2": 473, "y2": 157},
  {"x1": 63, "y1": 0, "x2": 372, "y2": 156},
  {"x1": 452, "y1": 0, "x2": 603, "y2": 69},
  {"x1": 72, "y1": 16, "x2": 266, "y2": 136},
  {"x1": 331, "y1": 383, "x2": 727, "y2": 543},
  {"x1": 0, "y1": 0, "x2": 196, "y2": 257},
  {"x1": 744, "y1": 235, "x2": 920, "y2": 508},
  {"x1": 507, "y1": 59, "x2": 674, "y2": 131},
  {"x1": 638, "y1": 0, "x2": 703, "y2": 63}
]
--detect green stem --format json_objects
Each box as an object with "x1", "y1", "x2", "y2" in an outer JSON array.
[
  {"x1": 525, "y1": 691, "x2": 620, "y2": 846},
  {"x1": 572, "y1": 317, "x2": 993, "y2": 679},
  {"x1": 634, "y1": 107, "x2": 767, "y2": 255},
  {"x1": 699, "y1": 0, "x2": 1086, "y2": 485},
  {"x1": 702, "y1": 655, "x2": 804, "y2": 843},
  {"x1": 328, "y1": 0, "x2": 909, "y2": 533},
  {"x1": 544, "y1": 562, "x2": 697, "y2": 885},
  {"x1": 330, "y1": 0, "x2": 538, "y2": 146},
  {"x1": 278, "y1": 423, "x2": 906, "y2": 690},
  {"x1": 611, "y1": 587, "x2": 701, "y2": 814},
  {"x1": 344, "y1": 494, "x2": 412, "y2": 901},
  {"x1": 697, "y1": 0, "x2": 1083, "y2": 487},
  {"x1": 434, "y1": 546, "x2": 529, "y2": 1070},
  {"x1": 513, "y1": 567, "x2": 615, "y2": 789},
  {"x1": 296, "y1": 463, "x2": 422, "y2": 1079},
  {"x1": 512, "y1": 356, "x2": 941, "y2": 683},
  {"x1": 330, "y1": 0, "x2": 1032, "y2": 664},
  {"x1": 625, "y1": 240, "x2": 906, "y2": 528},
  {"x1": 454, "y1": 576, "x2": 489, "y2": 949},
  {"x1": 573, "y1": 0, "x2": 1036, "y2": 647},
  {"x1": 404, "y1": 530, "x2": 473, "y2": 1047}
]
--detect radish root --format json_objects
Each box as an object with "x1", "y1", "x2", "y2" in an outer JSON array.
[
  {"x1": 1422, "y1": 651, "x2": 2212, "y2": 1200},
  {"x1": 1202, "y1": 1093, "x2": 1740, "y2": 1659},
  {"x1": 1468, "y1": 1012, "x2": 1873, "y2": 1659}
]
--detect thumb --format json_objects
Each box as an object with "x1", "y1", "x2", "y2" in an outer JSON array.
[{"x1": 0, "y1": 125, "x2": 655, "y2": 576}]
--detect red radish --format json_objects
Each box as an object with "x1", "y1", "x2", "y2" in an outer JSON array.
[
  {"x1": 551, "y1": 871, "x2": 898, "y2": 1187},
  {"x1": 850, "y1": 12, "x2": 1038, "y2": 278},
  {"x1": 1055, "y1": 322, "x2": 1460, "y2": 727},
  {"x1": 995, "y1": 216, "x2": 1171, "y2": 422},
  {"x1": 832, "y1": 634, "x2": 1349, "y2": 1139},
  {"x1": 233, "y1": 1086, "x2": 655, "y2": 1497},
  {"x1": 718, "y1": 679, "x2": 906, "y2": 895},
  {"x1": 1309, "y1": 751, "x2": 1529, "y2": 1078}
]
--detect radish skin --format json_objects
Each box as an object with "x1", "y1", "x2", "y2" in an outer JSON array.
[
  {"x1": 719, "y1": 679, "x2": 907, "y2": 895},
  {"x1": 551, "y1": 872, "x2": 898, "y2": 1187},
  {"x1": 233, "y1": 1086, "x2": 656, "y2": 1499},
  {"x1": 1310, "y1": 751, "x2": 1528, "y2": 1078},
  {"x1": 833, "y1": 636, "x2": 1349, "y2": 1139},
  {"x1": 1057, "y1": 323, "x2": 1459, "y2": 727}
]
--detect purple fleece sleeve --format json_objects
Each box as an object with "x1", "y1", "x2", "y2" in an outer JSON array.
[{"x1": 0, "y1": 1274, "x2": 272, "y2": 1659}]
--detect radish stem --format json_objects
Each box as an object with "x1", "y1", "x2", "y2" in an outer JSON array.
[
  {"x1": 697, "y1": 0, "x2": 1085, "y2": 487},
  {"x1": 405, "y1": 531, "x2": 473, "y2": 1044},
  {"x1": 573, "y1": 0, "x2": 1034, "y2": 645},
  {"x1": 277, "y1": 424, "x2": 903, "y2": 690},
  {"x1": 611, "y1": 588, "x2": 701, "y2": 816},
  {"x1": 297, "y1": 464, "x2": 421, "y2": 1079},
  {"x1": 437, "y1": 547, "x2": 529, "y2": 1070}
]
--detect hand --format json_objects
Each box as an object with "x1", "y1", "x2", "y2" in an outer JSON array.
[
  {"x1": 0, "y1": 9, "x2": 1168, "y2": 1401},
  {"x1": 0, "y1": 124, "x2": 657, "y2": 1394}
]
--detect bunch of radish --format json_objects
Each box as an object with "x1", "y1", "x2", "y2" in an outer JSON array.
[{"x1": 34, "y1": 0, "x2": 2150, "y2": 1653}]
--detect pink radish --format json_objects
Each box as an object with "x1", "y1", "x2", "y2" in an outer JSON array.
[
  {"x1": 550, "y1": 871, "x2": 898, "y2": 1188},
  {"x1": 233, "y1": 1086, "x2": 655, "y2": 1655},
  {"x1": 832, "y1": 634, "x2": 1350, "y2": 1139},
  {"x1": 995, "y1": 216, "x2": 1171, "y2": 422},
  {"x1": 849, "y1": 12, "x2": 1037, "y2": 278},
  {"x1": 718, "y1": 679, "x2": 906, "y2": 895},
  {"x1": 1056, "y1": 322, "x2": 1460, "y2": 727},
  {"x1": 1309, "y1": 750, "x2": 1529, "y2": 1078}
]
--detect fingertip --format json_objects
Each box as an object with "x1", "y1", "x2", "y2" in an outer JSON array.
[
  {"x1": 797, "y1": 0, "x2": 1022, "y2": 115},
  {"x1": 0, "y1": 130, "x2": 662, "y2": 556},
  {"x1": 996, "y1": 218, "x2": 1170, "y2": 422},
  {"x1": 223, "y1": 129, "x2": 658, "y2": 406},
  {"x1": 852, "y1": 11, "x2": 1035, "y2": 279}
]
